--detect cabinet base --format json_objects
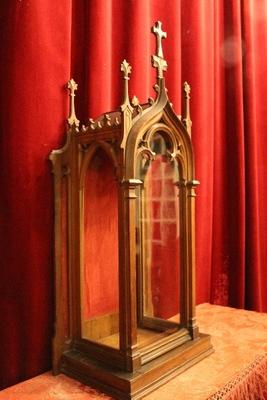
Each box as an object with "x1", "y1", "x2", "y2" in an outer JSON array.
[{"x1": 60, "y1": 333, "x2": 213, "y2": 400}]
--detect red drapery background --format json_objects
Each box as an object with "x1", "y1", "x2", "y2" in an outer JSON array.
[{"x1": 1, "y1": 0, "x2": 267, "y2": 390}]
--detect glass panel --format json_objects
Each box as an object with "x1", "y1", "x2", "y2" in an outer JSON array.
[
  {"x1": 81, "y1": 148, "x2": 119, "y2": 348},
  {"x1": 137, "y1": 133, "x2": 180, "y2": 329}
]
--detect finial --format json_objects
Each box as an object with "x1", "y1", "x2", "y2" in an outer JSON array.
[
  {"x1": 121, "y1": 59, "x2": 132, "y2": 107},
  {"x1": 183, "y1": 81, "x2": 192, "y2": 135},
  {"x1": 184, "y1": 81, "x2": 191, "y2": 97},
  {"x1": 151, "y1": 21, "x2": 168, "y2": 79},
  {"x1": 121, "y1": 59, "x2": 132, "y2": 78},
  {"x1": 152, "y1": 21, "x2": 167, "y2": 58},
  {"x1": 131, "y1": 95, "x2": 139, "y2": 107},
  {"x1": 120, "y1": 60, "x2": 134, "y2": 148},
  {"x1": 67, "y1": 79, "x2": 80, "y2": 128}
]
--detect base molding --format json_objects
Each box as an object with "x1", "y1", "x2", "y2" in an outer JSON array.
[{"x1": 60, "y1": 333, "x2": 213, "y2": 400}]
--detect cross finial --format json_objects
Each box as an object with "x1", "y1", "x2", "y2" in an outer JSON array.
[
  {"x1": 67, "y1": 78, "x2": 80, "y2": 128},
  {"x1": 152, "y1": 21, "x2": 167, "y2": 59},
  {"x1": 151, "y1": 21, "x2": 168, "y2": 79}
]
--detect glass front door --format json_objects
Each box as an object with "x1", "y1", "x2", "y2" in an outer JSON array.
[{"x1": 136, "y1": 132, "x2": 182, "y2": 349}]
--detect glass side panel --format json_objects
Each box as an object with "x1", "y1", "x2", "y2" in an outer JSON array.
[
  {"x1": 81, "y1": 148, "x2": 119, "y2": 348},
  {"x1": 137, "y1": 133, "x2": 180, "y2": 329}
]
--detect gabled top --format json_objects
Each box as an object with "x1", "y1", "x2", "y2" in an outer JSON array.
[{"x1": 66, "y1": 21, "x2": 192, "y2": 142}]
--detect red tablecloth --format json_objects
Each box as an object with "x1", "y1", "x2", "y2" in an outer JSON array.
[{"x1": 1, "y1": 304, "x2": 267, "y2": 399}]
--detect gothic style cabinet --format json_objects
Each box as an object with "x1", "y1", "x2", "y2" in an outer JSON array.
[{"x1": 50, "y1": 22, "x2": 213, "y2": 400}]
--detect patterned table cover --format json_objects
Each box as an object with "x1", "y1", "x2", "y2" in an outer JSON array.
[{"x1": 1, "y1": 304, "x2": 267, "y2": 400}]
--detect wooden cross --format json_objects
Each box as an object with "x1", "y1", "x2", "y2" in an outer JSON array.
[
  {"x1": 151, "y1": 21, "x2": 168, "y2": 78},
  {"x1": 152, "y1": 21, "x2": 167, "y2": 59}
]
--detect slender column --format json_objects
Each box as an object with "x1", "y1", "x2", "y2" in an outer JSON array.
[
  {"x1": 49, "y1": 150, "x2": 72, "y2": 373},
  {"x1": 50, "y1": 157, "x2": 65, "y2": 374},
  {"x1": 119, "y1": 179, "x2": 142, "y2": 371},
  {"x1": 175, "y1": 179, "x2": 188, "y2": 328},
  {"x1": 186, "y1": 180, "x2": 200, "y2": 339}
]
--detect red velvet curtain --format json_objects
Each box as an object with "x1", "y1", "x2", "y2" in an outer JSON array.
[{"x1": 1, "y1": 0, "x2": 267, "y2": 390}]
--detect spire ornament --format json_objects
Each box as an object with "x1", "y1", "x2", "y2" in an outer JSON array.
[
  {"x1": 120, "y1": 59, "x2": 133, "y2": 109},
  {"x1": 151, "y1": 21, "x2": 168, "y2": 79},
  {"x1": 67, "y1": 79, "x2": 80, "y2": 128},
  {"x1": 183, "y1": 81, "x2": 192, "y2": 135},
  {"x1": 120, "y1": 59, "x2": 134, "y2": 148}
]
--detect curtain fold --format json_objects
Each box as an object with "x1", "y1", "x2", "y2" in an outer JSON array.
[
  {"x1": 211, "y1": 0, "x2": 247, "y2": 308},
  {"x1": 242, "y1": 0, "x2": 267, "y2": 311},
  {"x1": 0, "y1": 0, "x2": 72, "y2": 389},
  {"x1": 0, "y1": 0, "x2": 267, "y2": 390},
  {"x1": 181, "y1": 0, "x2": 215, "y2": 304}
]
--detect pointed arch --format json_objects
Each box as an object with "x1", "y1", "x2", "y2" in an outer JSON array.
[{"x1": 79, "y1": 140, "x2": 119, "y2": 189}]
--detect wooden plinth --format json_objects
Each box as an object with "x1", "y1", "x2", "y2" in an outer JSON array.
[{"x1": 60, "y1": 333, "x2": 213, "y2": 400}]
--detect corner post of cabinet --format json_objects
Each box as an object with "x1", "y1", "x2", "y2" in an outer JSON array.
[
  {"x1": 176, "y1": 178, "x2": 188, "y2": 328},
  {"x1": 49, "y1": 149, "x2": 72, "y2": 374},
  {"x1": 119, "y1": 178, "x2": 142, "y2": 372},
  {"x1": 186, "y1": 179, "x2": 200, "y2": 339}
]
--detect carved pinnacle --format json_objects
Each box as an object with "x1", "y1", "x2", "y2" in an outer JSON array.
[
  {"x1": 121, "y1": 59, "x2": 132, "y2": 79},
  {"x1": 184, "y1": 81, "x2": 191, "y2": 98},
  {"x1": 183, "y1": 81, "x2": 192, "y2": 136},
  {"x1": 120, "y1": 60, "x2": 134, "y2": 148},
  {"x1": 120, "y1": 59, "x2": 133, "y2": 109},
  {"x1": 67, "y1": 79, "x2": 80, "y2": 128},
  {"x1": 131, "y1": 95, "x2": 139, "y2": 107}
]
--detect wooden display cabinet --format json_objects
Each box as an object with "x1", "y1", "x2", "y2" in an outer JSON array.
[{"x1": 50, "y1": 21, "x2": 213, "y2": 400}]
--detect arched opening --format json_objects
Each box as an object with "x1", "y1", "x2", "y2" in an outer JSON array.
[
  {"x1": 81, "y1": 147, "x2": 119, "y2": 347},
  {"x1": 136, "y1": 131, "x2": 181, "y2": 344}
]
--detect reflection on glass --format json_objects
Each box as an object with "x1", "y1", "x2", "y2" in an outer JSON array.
[
  {"x1": 81, "y1": 148, "x2": 119, "y2": 348},
  {"x1": 137, "y1": 133, "x2": 180, "y2": 325}
]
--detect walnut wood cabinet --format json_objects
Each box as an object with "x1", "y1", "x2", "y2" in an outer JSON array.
[{"x1": 50, "y1": 21, "x2": 213, "y2": 400}]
